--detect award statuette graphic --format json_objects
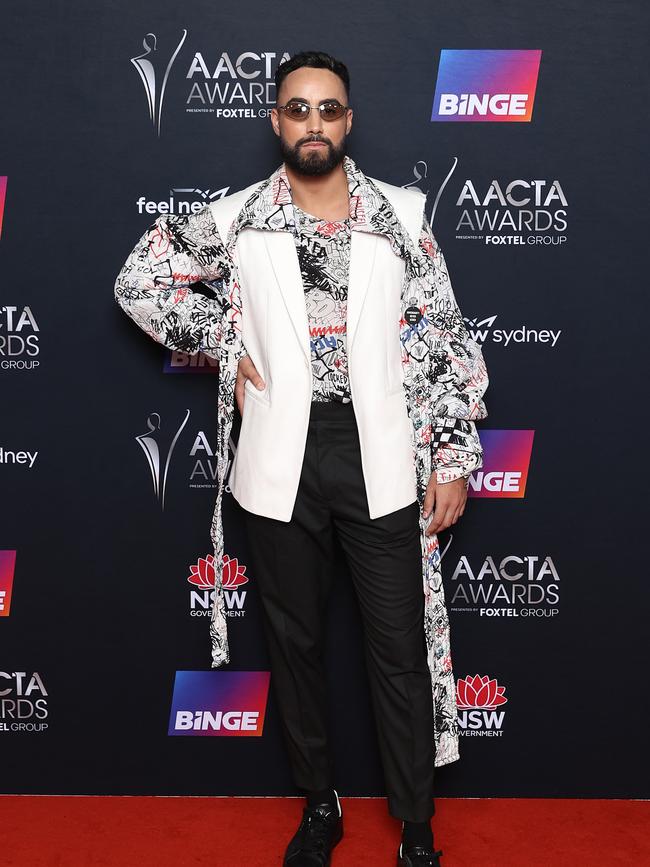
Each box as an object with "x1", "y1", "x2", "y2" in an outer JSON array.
[
  {"x1": 136, "y1": 410, "x2": 190, "y2": 509},
  {"x1": 402, "y1": 157, "x2": 458, "y2": 226},
  {"x1": 130, "y1": 30, "x2": 187, "y2": 137}
]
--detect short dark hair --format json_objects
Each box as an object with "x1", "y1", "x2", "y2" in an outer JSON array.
[{"x1": 275, "y1": 51, "x2": 350, "y2": 103}]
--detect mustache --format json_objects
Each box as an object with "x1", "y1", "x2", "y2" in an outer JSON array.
[{"x1": 299, "y1": 136, "x2": 330, "y2": 145}]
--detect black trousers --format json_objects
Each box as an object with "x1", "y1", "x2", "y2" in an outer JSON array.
[{"x1": 242, "y1": 399, "x2": 436, "y2": 822}]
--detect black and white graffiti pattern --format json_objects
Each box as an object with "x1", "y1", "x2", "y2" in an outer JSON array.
[
  {"x1": 292, "y1": 202, "x2": 352, "y2": 403},
  {"x1": 114, "y1": 155, "x2": 489, "y2": 767}
]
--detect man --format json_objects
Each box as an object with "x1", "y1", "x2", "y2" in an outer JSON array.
[{"x1": 114, "y1": 50, "x2": 488, "y2": 867}]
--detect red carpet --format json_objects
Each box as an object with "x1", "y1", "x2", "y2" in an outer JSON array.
[{"x1": 2, "y1": 795, "x2": 648, "y2": 866}]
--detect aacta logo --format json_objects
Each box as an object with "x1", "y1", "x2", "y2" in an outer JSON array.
[
  {"x1": 431, "y1": 50, "x2": 542, "y2": 122},
  {"x1": 0, "y1": 671, "x2": 49, "y2": 732},
  {"x1": 188, "y1": 553, "x2": 249, "y2": 618},
  {"x1": 168, "y1": 670, "x2": 270, "y2": 736},
  {"x1": 457, "y1": 674, "x2": 508, "y2": 736},
  {"x1": 0, "y1": 305, "x2": 41, "y2": 371},
  {"x1": 0, "y1": 550, "x2": 16, "y2": 616}
]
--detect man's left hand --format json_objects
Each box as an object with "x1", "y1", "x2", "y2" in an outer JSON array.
[{"x1": 422, "y1": 474, "x2": 467, "y2": 537}]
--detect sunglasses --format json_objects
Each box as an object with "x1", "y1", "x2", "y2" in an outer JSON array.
[{"x1": 276, "y1": 99, "x2": 350, "y2": 122}]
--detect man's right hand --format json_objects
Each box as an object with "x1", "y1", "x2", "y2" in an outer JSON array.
[{"x1": 235, "y1": 353, "x2": 266, "y2": 416}]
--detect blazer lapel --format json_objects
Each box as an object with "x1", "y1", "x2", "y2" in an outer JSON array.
[
  {"x1": 347, "y1": 231, "x2": 378, "y2": 352},
  {"x1": 261, "y1": 231, "x2": 311, "y2": 365},
  {"x1": 261, "y1": 227, "x2": 379, "y2": 365}
]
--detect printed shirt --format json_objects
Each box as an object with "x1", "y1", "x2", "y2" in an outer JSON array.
[{"x1": 291, "y1": 202, "x2": 352, "y2": 403}]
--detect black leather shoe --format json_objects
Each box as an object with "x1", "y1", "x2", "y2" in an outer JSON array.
[
  {"x1": 283, "y1": 790, "x2": 344, "y2": 866},
  {"x1": 397, "y1": 841, "x2": 444, "y2": 866}
]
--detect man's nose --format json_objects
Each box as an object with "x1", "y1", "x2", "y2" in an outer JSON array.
[{"x1": 306, "y1": 108, "x2": 324, "y2": 133}]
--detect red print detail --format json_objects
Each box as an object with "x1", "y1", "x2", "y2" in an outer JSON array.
[
  {"x1": 150, "y1": 226, "x2": 172, "y2": 259},
  {"x1": 273, "y1": 174, "x2": 292, "y2": 205},
  {"x1": 316, "y1": 221, "x2": 345, "y2": 237},
  {"x1": 172, "y1": 272, "x2": 204, "y2": 282},
  {"x1": 309, "y1": 324, "x2": 346, "y2": 337},
  {"x1": 421, "y1": 236, "x2": 436, "y2": 258}
]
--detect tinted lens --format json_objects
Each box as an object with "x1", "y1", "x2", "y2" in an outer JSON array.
[
  {"x1": 320, "y1": 102, "x2": 345, "y2": 120},
  {"x1": 284, "y1": 102, "x2": 309, "y2": 120}
]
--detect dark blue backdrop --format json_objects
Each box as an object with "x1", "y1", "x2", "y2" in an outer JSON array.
[{"x1": 1, "y1": 0, "x2": 647, "y2": 799}]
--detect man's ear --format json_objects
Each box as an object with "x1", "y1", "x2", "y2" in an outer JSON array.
[{"x1": 270, "y1": 107, "x2": 280, "y2": 137}]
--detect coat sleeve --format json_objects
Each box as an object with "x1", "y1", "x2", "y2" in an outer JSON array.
[
  {"x1": 418, "y1": 213, "x2": 489, "y2": 485},
  {"x1": 114, "y1": 205, "x2": 246, "y2": 362}
]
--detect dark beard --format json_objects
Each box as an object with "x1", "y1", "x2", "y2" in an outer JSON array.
[{"x1": 279, "y1": 134, "x2": 347, "y2": 176}]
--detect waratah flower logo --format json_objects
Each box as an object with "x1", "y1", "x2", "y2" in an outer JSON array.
[
  {"x1": 187, "y1": 554, "x2": 248, "y2": 589},
  {"x1": 456, "y1": 674, "x2": 508, "y2": 709}
]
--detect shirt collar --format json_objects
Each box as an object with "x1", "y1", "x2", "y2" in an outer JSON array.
[
  {"x1": 238, "y1": 154, "x2": 372, "y2": 235},
  {"x1": 225, "y1": 154, "x2": 418, "y2": 268},
  {"x1": 271, "y1": 154, "x2": 368, "y2": 230}
]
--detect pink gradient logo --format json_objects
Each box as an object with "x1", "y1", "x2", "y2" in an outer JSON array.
[
  {"x1": 468, "y1": 430, "x2": 534, "y2": 498},
  {"x1": 163, "y1": 349, "x2": 218, "y2": 374},
  {"x1": 0, "y1": 177, "x2": 7, "y2": 238},
  {"x1": 0, "y1": 550, "x2": 16, "y2": 616},
  {"x1": 169, "y1": 670, "x2": 271, "y2": 736},
  {"x1": 431, "y1": 50, "x2": 542, "y2": 122}
]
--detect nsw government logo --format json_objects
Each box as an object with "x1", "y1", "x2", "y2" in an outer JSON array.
[
  {"x1": 168, "y1": 670, "x2": 270, "y2": 736},
  {"x1": 431, "y1": 50, "x2": 542, "y2": 122},
  {"x1": 457, "y1": 674, "x2": 508, "y2": 737},
  {"x1": 188, "y1": 553, "x2": 249, "y2": 618}
]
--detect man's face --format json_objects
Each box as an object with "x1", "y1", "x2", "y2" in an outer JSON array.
[{"x1": 271, "y1": 67, "x2": 353, "y2": 176}]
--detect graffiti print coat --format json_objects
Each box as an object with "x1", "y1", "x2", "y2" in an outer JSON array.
[{"x1": 114, "y1": 155, "x2": 489, "y2": 767}]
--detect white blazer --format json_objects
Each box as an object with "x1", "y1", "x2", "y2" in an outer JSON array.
[{"x1": 208, "y1": 178, "x2": 427, "y2": 522}]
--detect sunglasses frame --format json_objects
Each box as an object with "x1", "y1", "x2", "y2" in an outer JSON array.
[{"x1": 276, "y1": 99, "x2": 351, "y2": 122}]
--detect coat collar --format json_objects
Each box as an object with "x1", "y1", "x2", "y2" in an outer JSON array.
[
  {"x1": 227, "y1": 154, "x2": 421, "y2": 366},
  {"x1": 228, "y1": 155, "x2": 419, "y2": 267}
]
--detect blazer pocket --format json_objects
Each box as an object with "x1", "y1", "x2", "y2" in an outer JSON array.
[{"x1": 243, "y1": 377, "x2": 271, "y2": 408}]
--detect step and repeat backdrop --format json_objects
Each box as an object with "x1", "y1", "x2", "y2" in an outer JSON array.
[{"x1": 1, "y1": 2, "x2": 647, "y2": 799}]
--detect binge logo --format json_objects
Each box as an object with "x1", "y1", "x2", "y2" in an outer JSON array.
[
  {"x1": 0, "y1": 177, "x2": 7, "y2": 238},
  {"x1": 0, "y1": 550, "x2": 16, "y2": 616},
  {"x1": 468, "y1": 430, "x2": 534, "y2": 498},
  {"x1": 457, "y1": 674, "x2": 508, "y2": 736},
  {"x1": 169, "y1": 670, "x2": 270, "y2": 736},
  {"x1": 163, "y1": 349, "x2": 218, "y2": 374},
  {"x1": 431, "y1": 50, "x2": 542, "y2": 122}
]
